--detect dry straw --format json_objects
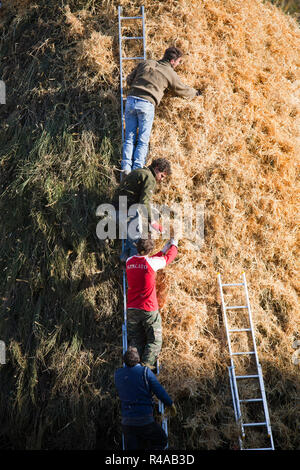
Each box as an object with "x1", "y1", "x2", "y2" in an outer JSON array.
[
  {"x1": 61, "y1": 0, "x2": 300, "y2": 448},
  {"x1": 1, "y1": 0, "x2": 299, "y2": 449}
]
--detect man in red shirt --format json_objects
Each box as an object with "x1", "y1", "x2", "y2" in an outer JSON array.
[{"x1": 126, "y1": 236, "x2": 178, "y2": 369}]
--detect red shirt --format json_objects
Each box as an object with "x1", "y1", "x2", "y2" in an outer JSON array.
[{"x1": 126, "y1": 245, "x2": 178, "y2": 312}]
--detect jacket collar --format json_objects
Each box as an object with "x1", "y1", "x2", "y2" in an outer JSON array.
[
  {"x1": 158, "y1": 59, "x2": 172, "y2": 68},
  {"x1": 148, "y1": 165, "x2": 156, "y2": 180}
]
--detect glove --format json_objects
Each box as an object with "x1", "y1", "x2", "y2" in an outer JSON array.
[
  {"x1": 161, "y1": 238, "x2": 178, "y2": 254},
  {"x1": 196, "y1": 89, "x2": 202, "y2": 96},
  {"x1": 165, "y1": 404, "x2": 177, "y2": 418},
  {"x1": 169, "y1": 237, "x2": 178, "y2": 247},
  {"x1": 151, "y1": 222, "x2": 163, "y2": 233}
]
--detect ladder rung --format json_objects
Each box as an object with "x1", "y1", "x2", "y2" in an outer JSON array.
[
  {"x1": 231, "y1": 351, "x2": 255, "y2": 356},
  {"x1": 121, "y1": 56, "x2": 145, "y2": 60},
  {"x1": 243, "y1": 448, "x2": 273, "y2": 451},
  {"x1": 122, "y1": 36, "x2": 143, "y2": 40},
  {"x1": 243, "y1": 422, "x2": 267, "y2": 427},
  {"x1": 239, "y1": 398, "x2": 263, "y2": 403},
  {"x1": 236, "y1": 374, "x2": 259, "y2": 379},
  {"x1": 120, "y1": 16, "x2": 143, "y2": 20},
  {"x1": 222, "y1": 283, "x2": 244, "y2": 287},
  {"x1": 225, "y1": 305, "x2": 248, "y2": 309},
  {"x1": 229, "y1": 328, "x2": 251, "y2": 332}
]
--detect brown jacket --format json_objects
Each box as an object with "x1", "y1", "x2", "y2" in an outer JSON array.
[{"x1": 127, "y1": 59, "x2": 197, "y2": 106}]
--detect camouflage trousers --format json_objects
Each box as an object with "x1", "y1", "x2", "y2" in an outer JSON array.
[{"x1": 127, "y1": 308, "x2": 162, "y2": 367}]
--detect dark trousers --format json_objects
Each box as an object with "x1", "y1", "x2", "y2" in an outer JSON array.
[
  {"x1": 127, "y1": 308, "x2": 162, "y2": 367},
  {"x1": 122, "y1": 421, "x2": 168, "y2": 450}
]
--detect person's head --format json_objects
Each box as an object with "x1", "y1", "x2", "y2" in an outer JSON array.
[
  {"x1": 136, "y1": 237, "x2": 155, "y2": 256},
  {"x1": 162, "y1": 46, "x2": 183, "y2": 69},
  {"x1": 123, "y1": 346, "x2": 140, "y2": 367},
  {"x1": 151, "y1": 158, "x2": 172, "y2": 182}
]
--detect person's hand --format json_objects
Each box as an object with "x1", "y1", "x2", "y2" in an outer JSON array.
[{"x1": 164, "y1": 404, "x2": 177, "y2": 418}]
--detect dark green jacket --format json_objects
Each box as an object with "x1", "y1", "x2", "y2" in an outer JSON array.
[{"x1": 113, "y1": 166, "x2": 156, "y2": 223}]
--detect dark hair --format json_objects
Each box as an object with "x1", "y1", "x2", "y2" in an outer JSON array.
[
  {"x1": 136, "y1": 237, "x2": 155, "y2": 255},
  {"x1": 123, "y1": 346, "x2": 140, "y2": 367},
  {"x1": 162, "y1": 46, "x2": 183, "y2": 62},
  {"x1": 151, "y1": 158, "x2": 172, "y2": 176}
]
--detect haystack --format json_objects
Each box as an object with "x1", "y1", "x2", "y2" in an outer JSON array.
[{"x1": 0, "y1": 0, "x2": 299, "y2": 450}]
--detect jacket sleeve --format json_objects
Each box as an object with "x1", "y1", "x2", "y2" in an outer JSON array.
[
  {"x1": 147, "y1": 368, "x2": 173, "y2": 406},
  {"x1": 147, "y1": 245, "x2": 178, "y2": 272},
  {"x1": 139, "y1": 174, "x2": 156, "y2": 223},
  {"x1": 164, "y1": 244, "x2": 178, "y2": 265},
  {"x1": 127, "y1": 63, "x2": 140, "y2": 87},
  {"x1": 169, "y1": 69, "x2": 197, "y2": 100}
]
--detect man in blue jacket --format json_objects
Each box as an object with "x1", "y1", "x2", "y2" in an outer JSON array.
[{"x1": 114, "y1": 346, "x2": 176, "y2": 450}]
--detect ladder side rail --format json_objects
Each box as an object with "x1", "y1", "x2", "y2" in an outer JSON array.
[
  {"x1": 228, "y1": 367, "x2": 240, "y2": 422},
  {"x1": 217, "y1": 274, "x2": 235, "y2": 370},
  {"x1": 141, "y1": 6, "x2": 146, "y2": 60},
  {"x1": 122, "y1": 265, "x2": 128, "y2": 355},
  {"x1": 230, "y1": 364, "x2": 246, "y2": 440},
  {"x1": 119, "y1": 6, "x2": 127, "y2": 359},
  {"x1": 257, "y1": 364, "x2": 275, "y2": 449},
  {"x1": 243, "y1": 273, "x2": 274, "y2": 448},
  {"x1": 218, "y1": 274, "x2": 246, "y2": 446},
  {"x1": 242, "y1": 272, "x2": 260, "y2": 362},
  {"x1": 229, "y1": 366, "x2": 245, "y2": 448},
  {"x1": 118, "y1": 6, "x2": 125, "y2": 143},
  {"x1": 158, "y1": 400, "x2": 168, "y2": 448},
  {"x1": 121, "y1": 264, "x2": 127, "y2": 450},
  {"x1": 118, "y1": 7, "x2": 128, "y2": 450}
]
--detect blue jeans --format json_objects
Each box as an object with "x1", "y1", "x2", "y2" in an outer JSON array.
[
  {"x1": 119, "y1": 210, "x2": 142, "y2": 262},
  {"x1": 122, "y1": 96, "x2": 155, "y2": 173}
]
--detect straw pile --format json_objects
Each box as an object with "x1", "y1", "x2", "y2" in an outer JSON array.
[
  {"x1": 65, "y1": 0, "x2": 300, "y2": 449},
  {"x1": 73, "y1": 0, "x2": 300, "y2": 449},
  {"x1": 0, "y1": 0, "x2": 299, "y2": 450}
]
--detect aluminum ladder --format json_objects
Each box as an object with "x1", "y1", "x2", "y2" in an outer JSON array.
[
  {"x1": 217, "y1": 272, "x2": 275, "y2": 450},
  {"x1": 118, "y1": 5, "x2": 146, "y2": 145},
  {"x1": 118, "y1": 2, "x2": 146, "y2": 360},
  {"x1": 118, "y1": 5, "x2": 168, "y2": 448}
]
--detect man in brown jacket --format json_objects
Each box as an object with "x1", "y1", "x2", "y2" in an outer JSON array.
[{"x1": 121, "y1": 46, "x2": 202, "y2": 175}]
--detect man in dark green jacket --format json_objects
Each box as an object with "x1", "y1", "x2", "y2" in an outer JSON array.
[
  {"x1": 113, "y1": 158, "x2": 171, "y2": 261},
  {"x1": 121, "y1": 46, "x2": 202, "y2": 175}
]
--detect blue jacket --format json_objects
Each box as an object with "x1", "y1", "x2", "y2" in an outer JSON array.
[{"x1": 114, "y1": 364, "x2": 173, "y2": 425}]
